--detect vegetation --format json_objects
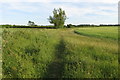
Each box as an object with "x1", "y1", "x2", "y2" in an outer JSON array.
[
  {"x1": 0, "y1": 24, "x2": 118, "y2": 28},
  {"x1": 0, "y1": 25, "x2": 55, "y2": 28},
  {"x1": 48, "y1": 8, "x2": 67, "y2": 28},
  {"x1": 74, "y1": 27, "x2": 118, "y2": 40},
  {"x1": 0, "y1": 28, "x2": 2, "y2": 79},
  {"x1": 27, "y1": 21, "x2": 36, "y2": 26},
  {"x1": 2, "y1": 26, "x2": 118, "y2": 78}
]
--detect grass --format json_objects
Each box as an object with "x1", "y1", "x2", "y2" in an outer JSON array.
[
  {"x1": 74, "y1": 27, "x2": 118, "y2": 40},
  {"x1": 0, "y1": 28, "x2": 2, "y2": 79},
  {"x1": 2, "y1": 28, "x2": 61, "y2": 78},
  {"x1": 2, "y1": 27, "x2": 118, "y2": 78}
]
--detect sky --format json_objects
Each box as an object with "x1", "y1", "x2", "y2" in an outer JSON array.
[{"x1": 0, "y1": 0, "x2": 119, "y2": 25}]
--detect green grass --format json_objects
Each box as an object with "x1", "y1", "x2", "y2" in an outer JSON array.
[
  {"x1": 2, "y1": 28, "x2": 61, "y2": 78},
  {"x1": 74, "y1": 27, "x2": 118, "y2": 40},
  {"x1": 0, "y1": 28, "x2": 2, "y2": 79},
  {"x1": 2, "y1": 27, "x2": 118, "y2": 78}
]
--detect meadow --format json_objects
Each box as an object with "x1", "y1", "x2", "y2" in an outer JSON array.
[{"x1": 2, "y1": 27, "x2": 118, "y2": 78}]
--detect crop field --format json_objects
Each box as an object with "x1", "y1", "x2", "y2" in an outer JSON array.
[{"x1": 2, "y1": 27, "x2": 118, "y2": 78}]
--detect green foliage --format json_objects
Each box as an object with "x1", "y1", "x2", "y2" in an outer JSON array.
[
  {"x1": 1, "y1": 25, "x2": 56, "y2": 28},
  {"x1": 2, "y1": 27, "x2": 118, "y2": 78},
  {"x1": 28, "y1": 21, "x2": 36, "y2": 26},
  {"x1": 48, "y1": 8, "x2": 67, "y2": 28},
  {"x1": 66, "y1": 24, "x2": 74, "y2": 28}
]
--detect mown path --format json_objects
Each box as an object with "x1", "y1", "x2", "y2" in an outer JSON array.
[
  {"x1": 45, "y1": 38, "x2": 66, "y2": 78},
  {"x1": 44, "y1": 29, "x2": 76, "y2": 78}
]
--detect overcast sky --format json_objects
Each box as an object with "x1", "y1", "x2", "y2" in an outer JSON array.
[{"x1": 0, "y1": 0, "x2": 119, "y2": 25}]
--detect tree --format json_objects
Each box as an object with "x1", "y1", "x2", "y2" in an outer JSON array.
[
  {"x1": 67, "y1": 24, "x2": 73, "y2": 28},
  {"x1": 28, "y1": 21, "x2": 35, "y2": 26},
  {"x1": 48, "y1": 8, "x2": 67, "y2": 28}
]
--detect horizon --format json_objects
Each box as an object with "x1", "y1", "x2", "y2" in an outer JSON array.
[
  {"x1": 0, "y1": 23, "x2": 118, "y2": 26},
  {"x1": 0, "y1": 0, "x2": 118, "y2": 25}
]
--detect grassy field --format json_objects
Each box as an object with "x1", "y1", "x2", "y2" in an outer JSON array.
[
  {"x1": 74, "y1": 27, "x2": 118, "y2": 40},
  {"x1": 0, "y1": 28, "x2": 2, "y2": 79},
  {"x1": 2, "y1": 27, "x2": 118, "y2": 78}
]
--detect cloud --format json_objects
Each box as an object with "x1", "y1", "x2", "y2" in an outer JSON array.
[
  {"x1": 46, "y1": 2, "x2": 117, "y2": 17},
  {"x1": 7, "y1": 3, "x2": 39, "y2": 13},
  {"x1": 0, "y1": 0, "x2": 119, "y2": 3},
  {"x1": 0, "y1": 0, "x2": 118, "y2": 15},
  {"x1": 0, "y1": 1, "x2": 118, "y2": 25}
]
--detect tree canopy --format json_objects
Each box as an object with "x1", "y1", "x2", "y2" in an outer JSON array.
[
  {"x1": 28, "y1": 21, "x2": 35, "y2": 26},
  {"x1": 48, "y1": 8, "x2": 67, "y2": 28}
]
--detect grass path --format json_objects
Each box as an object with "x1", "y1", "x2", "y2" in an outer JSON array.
[
  {"x1": 44, "y1": 29, "x2": 73, "y2": 78},
  {"x1": 44, "y1": 37, "x2": 66, "y2": 78}
]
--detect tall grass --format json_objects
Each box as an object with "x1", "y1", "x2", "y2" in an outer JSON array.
[
  {"x1": 2, "y1": 28, "x2": 61, "y2": 78},
  {"x1": 61, "y1": 30, "x2": 118, "y2": 78},
  {"x1": 0, "y1": 28, "x2": 2, "y2": 79},
  {"x1": 2, "y1": 27, "x2": 118, "y2": 78}
]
